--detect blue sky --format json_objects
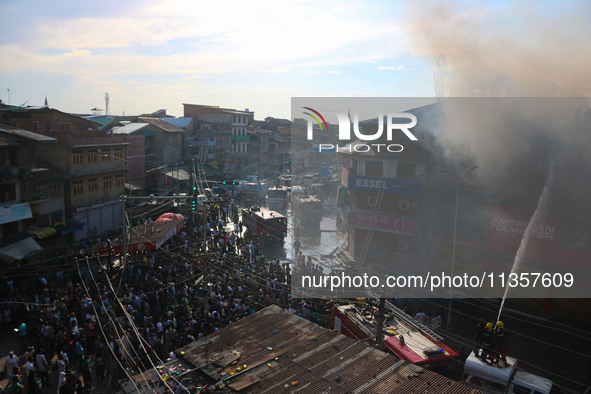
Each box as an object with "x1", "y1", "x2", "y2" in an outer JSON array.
[{"x1": 0, "y1": 0, "x2": 589, "y2": 119}]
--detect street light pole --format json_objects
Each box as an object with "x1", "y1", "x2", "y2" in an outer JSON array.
[{"x1": 444, "y1": 165, "x2": 477, "y2": 334}]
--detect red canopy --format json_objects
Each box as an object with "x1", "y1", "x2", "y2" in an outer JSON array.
[{"x1": 155, "y1": 212, "x2": 184, "y2": 222}]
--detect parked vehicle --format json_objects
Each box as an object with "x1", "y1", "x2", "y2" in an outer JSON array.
[
  {"x1": 242, "y1": 206, "x2": 287, "y2": 242},
  {"x1": 463, "y1": 351, "x2": 561, "y2": 394}
]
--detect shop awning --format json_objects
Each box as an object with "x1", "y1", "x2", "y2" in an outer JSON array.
[
  {"x1": 28, "y1": 226, "x2": 57, "y2": 239},
  {"x1": 0, "y1": 237, "x2": 43, "y2": 263},
  {"x1": 53, "y1": 219, "x2": 85, "y2": 235}
]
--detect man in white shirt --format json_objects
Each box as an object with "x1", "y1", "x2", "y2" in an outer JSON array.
[{"x1": 5, "y1": 351, "x2": 17, "y2": 376}]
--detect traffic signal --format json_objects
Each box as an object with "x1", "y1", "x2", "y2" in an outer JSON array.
[
  {"x1": 191, "y1": 198, "x2": 196, "y2": 210},
  {"x1": 192, "y1": 186, "x2": 197, "y2": 192},
  {"x1": 222, "y1": 181, "x2": 227, "y2": 185},
  {"x1": 286, "y1": 160, "x2": 290, "y2": 164}
]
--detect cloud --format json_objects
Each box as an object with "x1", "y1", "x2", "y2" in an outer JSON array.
[
  {"x1": 181, "y1": 75, "x2": 210, "y2": 80},
  {"x1": 329, "y1": 70, "x2": 341, "y2": 74},
  {"x1": 1, "y1": 0, "x2": 410, "y2": 76},
  {"x1": 377, "y1": 65, "x2": 410, "y2": 70}
]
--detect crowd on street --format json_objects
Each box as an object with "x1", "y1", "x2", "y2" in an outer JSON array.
[{"x1": 0, "y1": 200, "x2": 329, "y2": 393}]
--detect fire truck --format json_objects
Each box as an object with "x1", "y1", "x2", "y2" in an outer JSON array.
[{"x1": 332, "y1": 299, "x2": 458, "y2": 370}]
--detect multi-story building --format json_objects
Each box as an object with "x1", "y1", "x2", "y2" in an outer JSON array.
[
  {"x1": 0, "y1": 105, "x2": 101, "y2": 134},
  {"x1": 245, "y1": 128, "x2": 270, "y2": 176},
  {"x1": 138, "y1": 117, "x2": 185, "y2": 165},
  {"x1": 35, "y1": 134, "x2": 128, "y2": 240},
  {"x1": 161, "y1": 117, "x2": 194, "y2": 161},
  {"x1": 269, "y1": 133, "x2": 290, "y2": 174},
  {"x1": 183, "y1": 104, "x2": 254, "y2": 174},
  {"x1": 0, "y1": 124, "x2": 60, "y2": 262},
  {"x1": 0, "y1": 105, "x2": 128, "y2": 241},
  {"x1": 337, "y1": 134, "x2": 429, "y2": 271},
  {"x1": 111, "y1": 123, "x2": 148, "y2": 189}
]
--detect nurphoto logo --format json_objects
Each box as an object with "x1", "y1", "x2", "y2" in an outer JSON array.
[{"x1": 303, "y1": 107, "x2": 418, "y2": 152}]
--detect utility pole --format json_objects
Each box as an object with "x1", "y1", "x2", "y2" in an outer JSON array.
[
  {"x1": 442, "y1": 165, "x2": 478, "y2": 333},
  {"x1": 121, "y1": 196, "x2": 127, "y2": 269},
  {"x1": 375, "y1": 297, "x2": 386, "y2": 350}
]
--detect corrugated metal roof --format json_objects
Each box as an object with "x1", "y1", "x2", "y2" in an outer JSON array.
[
  {"x1": 125, "y1": 305, "x2": 482, "y2": 393},
  {"x1": 83, "y1": 116, "x2": 115, "y2": 130},
  {"x1": 0, "y1": 124, "x2": 57, "y2": 142},
  {"x1": 139, "y1": 117, "x2": 185, "y2": 133},
  {"x1": 182, "y1": 103, "x2": 253, "y2": 116},
  {"x1": 148, "y1": 305, "x2": 482, "y2": 394},
  {"x1": 111, "y1": 122, "x2": 149, "y2": 135},
  {"x1": 162, "y1": 117, "x2": 192, "y2": 128}
]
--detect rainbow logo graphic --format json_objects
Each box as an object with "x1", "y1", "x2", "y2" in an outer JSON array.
[{"x1": 302, "y1": 107, "x2": 329, "y2": 132}]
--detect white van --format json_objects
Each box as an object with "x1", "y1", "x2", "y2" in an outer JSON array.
[{"x1": 463, "y1": 351, "x2": 561, "y2": 394}]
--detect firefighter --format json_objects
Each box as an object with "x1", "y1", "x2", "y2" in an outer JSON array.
[
  {"x1": 479, "y1": 322, "x2": 495, "y2": 363},
  {"x1": 475, "y1": 320, "x2": 485, "y2": 357},
  {"x1": 492, "y1": 321, "x2": 508, "y2": 366}
]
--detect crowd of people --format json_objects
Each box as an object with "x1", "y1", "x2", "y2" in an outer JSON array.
[{"x1": 0, "y1": 200, "x2": 330, "y2": 393}]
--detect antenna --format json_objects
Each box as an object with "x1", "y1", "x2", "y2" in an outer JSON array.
[
  {"x1": 105, "y1": 92, "x2": 110, "y2": 115},
  {"x1": 434, "y1": 55, "x2": 446, "y2": 103}
]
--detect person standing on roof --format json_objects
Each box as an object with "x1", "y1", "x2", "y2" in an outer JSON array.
[
  {"x1": 492, "y1": 321, "x2": 508, "y2": 366},
  {"x1": 479, "y1": 322, "x2": 495, "y2": 363},
  {"x1": 475, "y1": 320, "x2": 485, "y2": 357}
]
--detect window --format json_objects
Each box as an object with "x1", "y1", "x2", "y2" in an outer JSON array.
[
  {"x1": 59, "y1": 122, "x2": 72, "y2": 131},
  {"x1": 49, "y1": 184, "x2": 61, "y2": 198},
  {"x1": 88, "y1": 178, "x2": 98, "y2": 193},
  {"x1": 350, "y1": 158, "x2": 358, "y2": 174},
  {"x1": 0, "y1": 183, "x2": 16, "y2": 202},
  {"x1": 103, "y1": 176, "x2": 112, "y2": 190},
  {"x1": 73, "y1": 180, "x2": 84, "y2": 196},
  {"x1": 113, "y1": 148, "x2": 123, "y2": 161},
  {"x1": 88, "y1": 150, "x2": 98, "y2": 164},
  {"x1": 115, "y1": 174, "x2": 124, "y2": 188},
  {"x1": 365, "y1": 161, "x2": 383, "y2": 177},
  {"x1": 38, "y1": 185, "x2": 47, "y2": 199},
  {"x1": 397, "y1": 162, "x2": 417, "y2": 178},
  {"x1": 73, "y1": 151, "x2": 83, "y2": 166},
  {"x1": 101, "y1": 149, "x2": 111, "y2": 162}
]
